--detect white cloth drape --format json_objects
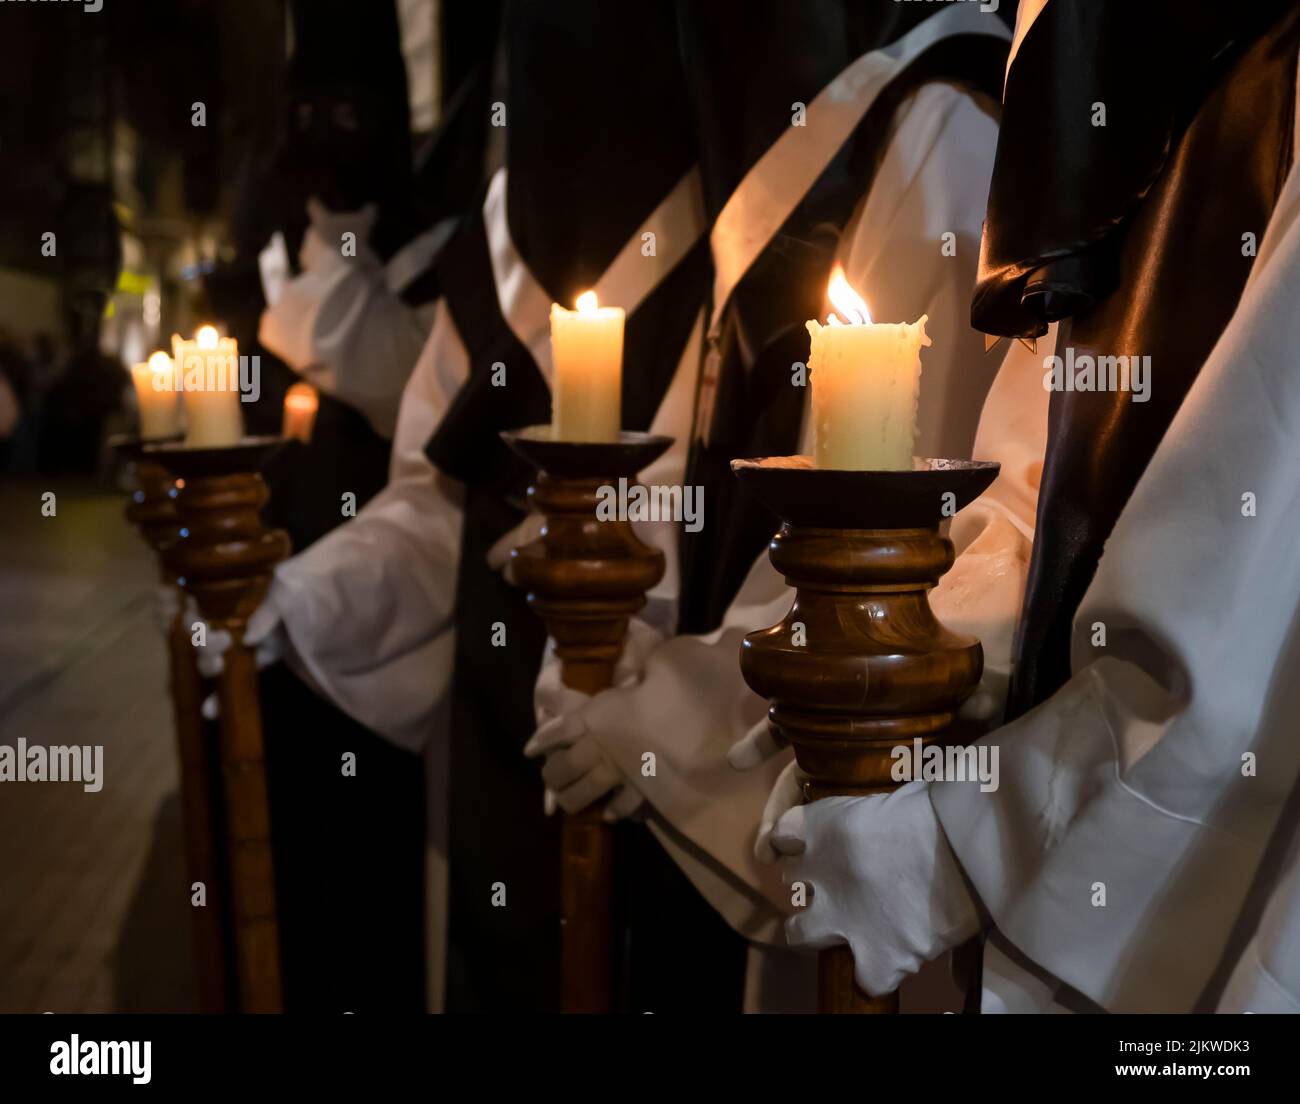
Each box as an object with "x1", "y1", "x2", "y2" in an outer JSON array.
[{"x1": 934, "y1": 68, "x2": 1300, "y2": 1014}]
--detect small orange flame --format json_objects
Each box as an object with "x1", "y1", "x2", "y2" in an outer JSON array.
[
  {"x1": 282, "y1": 382, "x2": 319, "y2": 444},
  {"x1": 147, "y1": 350, "x2": 172, "y2": 375},
  {"x1": 196, "y1": 325, "x2": 220, "y2": 349},
  {"x1": 575, "y1": 290, "x2": 600, "y2": 314},
  {"x1": 826, "y1": 264, "x2": 872, "y2": 326}
]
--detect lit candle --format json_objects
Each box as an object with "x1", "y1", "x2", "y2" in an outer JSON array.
[
  {"x1": 129, "y1": 350, "x2": 182, "y2": 439},
  {"x1": 550, "y1": 290, "x2": 623, "y2": 443},
  {"x1": 806, "y1": 266, "x2": 929, "y2": 470},
  {"x1": 282, "y1": 381, "x2": 319, "y2": 444},
  {"x1": 173, "y1": 325, "x2": 244, "y2": 448}
]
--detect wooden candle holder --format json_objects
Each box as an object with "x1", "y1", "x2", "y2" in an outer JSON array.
[
  {"x1": 732, "y1": 456, "x2": 999, "y2": 1014},
  {"x1": 502, "y1": 427, "x2": 672, "y2": 1013},
  {"x1": 147, "y1": 436, "x2": 289, "y2": 1014},
  {"x1": 112, "y1": 435, "x2": 231, "y2": 1012}
]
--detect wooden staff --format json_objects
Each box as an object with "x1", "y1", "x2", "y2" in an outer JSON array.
[
  {"x1": 115, "y1": 440, "x2": 232, "y2": 1012},
  {"x1": 503, "y1": 428, "x2": 671, "y2": 1013},
  {"x1": 150, "y1": 438, "x2": 289, "y2": 1013},
  {"x1": 732, "y1": 457, "x2": 998, "y2": 1013}
]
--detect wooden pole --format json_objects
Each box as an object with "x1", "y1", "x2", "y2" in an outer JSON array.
[
  {"x1": 502, "y1": 428, "x2": 671, "y2": 1013},
  {"x1": 732, "y1": 458, "x2": 997, "y2": 1014},
  {"x1": 120, "y1": 449, "x2": 232, "y2": 1012},
  {"x1": 152, "y1": 441, "x2": 289, "y2": 1013}
]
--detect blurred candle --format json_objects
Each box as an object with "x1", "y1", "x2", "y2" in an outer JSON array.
[
  {"x1": 129, "y1": 350, "x2": 181, "y2": 439},
  {"x1": 173, "y1": 325, "x2": 244, "y2": 448},
  {"x1": 550, "y1": 290, "x2": 623, "y2": 442},
  {"x1": 282, "y1": 381, "x2": 319, "y2": 444},
  {"x1": 806, "y1": 266, "x2": 929, "y2": 470}
]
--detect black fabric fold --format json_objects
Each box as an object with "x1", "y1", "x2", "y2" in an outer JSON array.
[
  {"x1": 678, "y1": 31, "x2": 1008, "y2": 634},
  {"x1": 1005, "y1": 3, "x2": 1300, "y2": 716},
  {"x1": 973, "y1": 0, "x2": 1292, "y2": 339}
]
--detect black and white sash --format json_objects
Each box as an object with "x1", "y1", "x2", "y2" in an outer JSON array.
[{"x1": 678, "y1": 3, "x2": 1010, "y2": 633}]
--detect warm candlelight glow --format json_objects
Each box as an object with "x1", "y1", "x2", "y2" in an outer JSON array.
[
  {"x1": 826, "y1": 264, "x2": 872, "y2": 326},
  {"x1": 130, "y1": 350, "x2": 181, "y2": 439},
  {"x1": 550, "y1": 290, "x2": 624, "y2": 443},
  {"x1": 806, "y1": 265, "x2": 928, "y2": 470},
  {"x1": 173, "y1": 326, "x2": 244, "y2": 447},
  {"x1": 282, "y1": 381, "x2": 319, "y2": 444}
]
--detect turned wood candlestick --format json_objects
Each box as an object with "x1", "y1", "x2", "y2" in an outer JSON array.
[
  {"x1": 502, "y1": 426, "x2": 672, "y2": 1013},
  {"x1": 732, "y1": 455, "x2": 999, "y2": 1014},
  {"x1": 147, "y1": 436, "x2": 289, "y2": 1014},
  {"x1": 112, "y1": 435, "x2": 232, "y2": 1013}
]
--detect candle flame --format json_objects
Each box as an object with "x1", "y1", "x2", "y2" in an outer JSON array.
[
  {"x1": 826, "y1": 265, "x2": 872, "y2": 326},
  {"x1": 147, "y1": 350, "x2": 172, "y2": 374},
  {"x1": 196, "y1": 325, "x2": 220, "y2": 349},
  {"x1": 284, "y1": 382, "x2": 319, "y2": 413},
  {"x1": 575, "y1": 290, "x2": 599, "y2": 314},
  {"x1": 282, "y1": 382, "x2": 319, "y2": 443}
]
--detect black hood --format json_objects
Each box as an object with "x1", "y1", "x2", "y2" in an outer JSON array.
[
  {"x1": 503, "y1": 0, "x2": 695, "y2": 303},
  {"x1": 973, "y1": 0, "x2": 1292, "y2": 339}
]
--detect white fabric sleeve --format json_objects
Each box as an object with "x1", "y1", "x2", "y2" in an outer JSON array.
[
  {"x1": 586, "y1": 82, "x2": 1037, "y2": 937},
  {"x1": 271, "y1": 298, "x2": 469, "y2": 752},
  {"x1": 932, "y1": 145, "x2": 1300, "y2": 1012},
  {"x1": 259, "y1": 203, "x2": 446, "y2": 439}
]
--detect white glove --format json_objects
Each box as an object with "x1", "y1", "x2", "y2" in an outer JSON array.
[
  {"x1": 299, "y1": 198, "x2": 378, "y2": 273},
  {"x1": 771, "y1": 780, "x2": 983, "y2": 997},
  {"x1": 729, "y1": 683, "x2": 1001, "y2": 864},
  {"x1": 523, "y1": 618, "x2": 662, "y2": 820},
  {"x1": 194, "y1": 593, "x2": 285, "y2": 720}
]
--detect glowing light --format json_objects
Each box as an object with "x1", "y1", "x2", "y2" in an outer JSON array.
[
  {"x1": 196, "y1": 325, "x2": 220, "y2": 349},
  {"x1": 575, "y1": 290, "x2": 600, "y2": 314},
  {"x1": 826, "y1": 264, "x2": 872, "y2": 326},
  {"x1": 147, "y1": 350, "x2": 171, "y2": 375}
]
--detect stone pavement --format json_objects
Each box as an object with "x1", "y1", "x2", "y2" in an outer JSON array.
[{"x1": 0, "y1": 476, "x2": 197, "y2": 1012}]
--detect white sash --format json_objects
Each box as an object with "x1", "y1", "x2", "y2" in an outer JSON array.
[
  {"x1": 696, "y1": 4, "x2": 1010, "y2": 439},
  {"x1": 483, "y1": 165, "x2": 707, "y2": 385}
]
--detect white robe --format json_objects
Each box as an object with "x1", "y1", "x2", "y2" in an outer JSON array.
[
  {"x1": 264, "y1": 163, "x2": 707, "y2": 1009},
  {"x1": 933, "y1": 62, "x2": 1300, "y2": 1014},
  {"x1": 567, "y1": 76, "x2": 1024, "y2": 985},
  {"x1": 259, "y1": 203, "x2": 451, "y2": 439}
]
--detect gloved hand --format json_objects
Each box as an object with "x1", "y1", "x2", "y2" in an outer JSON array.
[
  {"x1": 194, "y1": 592, "x2": 286, "y2": 720},
  {"x1": 299, "y1": 198, "x2": 378, "y2": 273},
  {"x1": 523, "y1": 618, "x2": 662, "y2": 820},
  {"x1": 771, "y1": 780, "x2": 983, "y2": 997},
  {"x1": 729, "y1": 683, "x2": 1001, "y2": 864}
]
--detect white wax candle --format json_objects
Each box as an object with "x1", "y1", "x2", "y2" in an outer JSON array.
[
  {"x1": 282, "y1": 381, "x2": 319, "y2": 444},
  {"x1": 806, "y1": 267, "x2": 929, "y2": 470},
  {"x1": 129, "y1": 350, "x2": 182, "y2": 440},
  {"x1": 550, "y1": 290, "x2": 624, "y2": 442},
  {"x1": 173, "y1": 325, "x2": 244, "y2": 448}
]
